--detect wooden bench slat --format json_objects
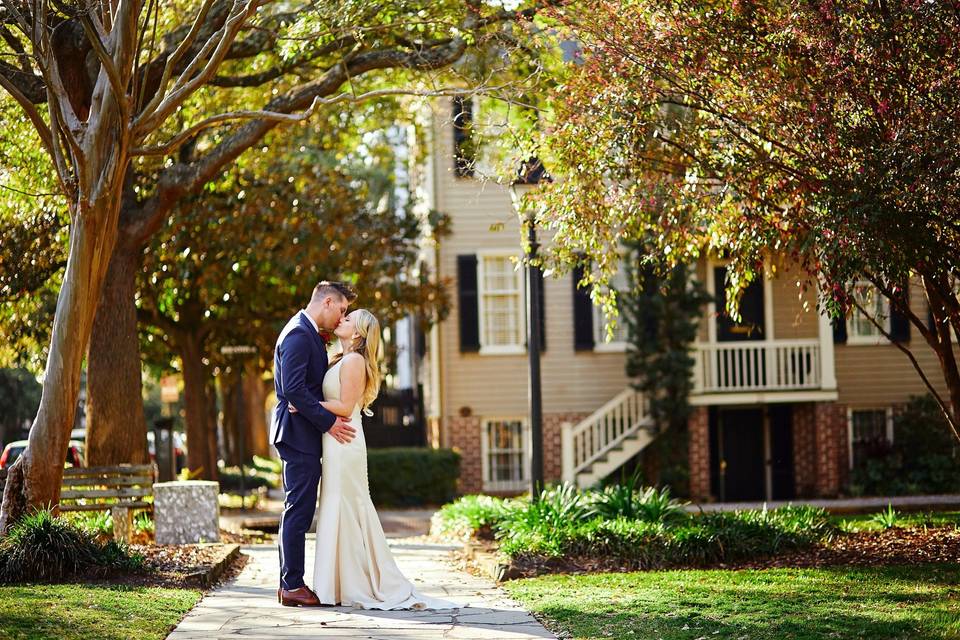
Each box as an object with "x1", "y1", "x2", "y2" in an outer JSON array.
[
  {"x1": 61, "y1": 476, "x2": 153, "y2": 487},
  {"x1": 60, "y1": 502, "x2": 152, "y2": 512},
  {"x1": 64, "y1": 464, "x2": 153, "y2": 476},
  {"x1": 60, "y1": 487, "x2": 153, "y2": 500}
]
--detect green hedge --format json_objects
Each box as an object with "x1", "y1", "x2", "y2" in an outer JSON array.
[
  {"x1": 367, "y1": 448, "x2": 460, "y2": 507},
  {"x1": 434, "y1": 488, "x2": 836, "y2": 567}
]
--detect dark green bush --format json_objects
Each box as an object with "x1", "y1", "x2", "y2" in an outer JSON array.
[
  {"x1": 850, "y1": 395, "x2": 960, "y2": 496},
  {"x1": 0, "y1": 510, "x2": 145, "y2": 583},
  {"x1": 367, "y1": 448, "x2": 460, "y2": 507},
  {"x1": 218, "y1": 466, "x2": 275, "y2": 492}
]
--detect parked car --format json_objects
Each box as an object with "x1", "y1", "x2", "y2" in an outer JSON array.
[
  {"x1": 147, "y1": 431, "x2": 187, "y2": 472},
  {"x1": 0, "y1": 439, "x2": 85, "y2": 470}
]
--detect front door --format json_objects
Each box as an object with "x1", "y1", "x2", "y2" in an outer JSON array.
[
  {"x1": 714, "y1": 266, "x2": 765, "y2": 341},
  {"x1": 713, "y1": 408, "x2": 765, "y2": 501}
]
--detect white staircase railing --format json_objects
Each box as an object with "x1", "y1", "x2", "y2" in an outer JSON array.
[{"x1": 561, "y1": 388, "x2": 652, "y2": 483}]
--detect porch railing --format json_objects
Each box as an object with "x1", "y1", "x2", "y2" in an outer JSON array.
[{"x1": 693, "y1": 339, "x2": 821, "y2": 393}]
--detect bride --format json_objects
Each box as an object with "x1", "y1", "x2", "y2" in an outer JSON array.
[{"x1": 305, "y1": 308, "x2": 457, "y2": 610}]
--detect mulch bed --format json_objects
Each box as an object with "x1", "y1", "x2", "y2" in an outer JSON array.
[{"x1": 483, "y1": 526, "x2": 960, "y2": 579}]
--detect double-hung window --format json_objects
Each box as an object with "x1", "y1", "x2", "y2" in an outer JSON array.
[
  {"x1": 482, "y1": 418, "x2": 529, "y2": 492},
  {"x1": 848, "y1": 408, "x2": 893, "y2": 469},
  {"x1": 847, "y1": 281, "x2": 890, "y2": 344},
  {"x1": 593, "y1": 264, "x2": 629, "y2": 351},
  {"x1": 479, "y1": 254, "x2": 525, "y2": 354}
]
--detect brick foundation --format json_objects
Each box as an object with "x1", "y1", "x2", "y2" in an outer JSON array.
[
  {"x1": 443, "y1": 412, "x2": 589, "y2": 495},
  {"x1": 688, "y1": 406, "x2": 711, "y2": 501},
  {"x1": 687, "y1": 402, "x2": 849, "y2": 501},
  {"x1": 813, "y1": 402, "x2": 848, "y2": 497}
]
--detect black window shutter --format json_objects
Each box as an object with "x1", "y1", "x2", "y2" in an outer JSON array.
[
  {"x1": 890, "y1": 283, "x2": 911, "y2": 343},
  {"x1": 452, "y1": 97, "x2": 474, "y2": 178},
  {"x1": 457, "y1": 255, "x2": 480, "y2": 352},
  {"x1": 832, "y1": 315, "x2": 847, "y2": 344},
  {"x1": 572, "y1": 265, "x2": 595, "y2": 351}
]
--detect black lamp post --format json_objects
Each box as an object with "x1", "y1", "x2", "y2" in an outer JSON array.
[{"x1": 510, "y1": 158, "x2": 550, "y2": 500}]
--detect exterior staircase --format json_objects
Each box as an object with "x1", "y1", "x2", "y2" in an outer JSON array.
[{"x1": 561, "y1": 388, "x2": 657, "y2": 488}]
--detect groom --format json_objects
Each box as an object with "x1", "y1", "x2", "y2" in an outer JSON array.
[{"x1": 271, "y1": 280, "x2": 358, "y2": 607}]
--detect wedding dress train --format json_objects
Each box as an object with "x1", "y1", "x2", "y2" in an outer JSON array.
[{"x1": 312, "y1": 359, "x2": 457, "y2": 610}]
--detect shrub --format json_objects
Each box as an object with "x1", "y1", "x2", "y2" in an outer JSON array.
[
  {"x1": 218, "y1": 466, "x2": 275, "y2": 492},
  {"x1": 368, "y1": 448, "x2": 460, "y2": 507},
  {"x1": 849, "y1": 395, "x2": 960, "y2": 496},
  {"x1": 589, "y1": 482, "x2": 688, "y2": 525},
  {"x1": 0, "y1": 509, "x2": 144, "y2": 583},
  {"x1": 495, "y1": 504, "x2": 834, "y2": 567},
  {"x1": 430, "y1": 495, "x2": 516, "y2": 539},
  {"x1": 870, "y1": 505, "x2": 901, "y2": 529},
  {"x1": 64, "y1": 510, "x2": 113, "y2": 538}
]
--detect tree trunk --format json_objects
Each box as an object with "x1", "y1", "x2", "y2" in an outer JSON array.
[
  {"x1": 220, "y1": 371, "x2": 240, "y2": 467},
  {"x1": 86, "y1": 243, "x2": 149, "y2": 465},
  {"x1": 205, "y1": 376, "x2": 220, "y2": 479},
  {"x1": 244, "y1": 365, "x2": 270, "y2": 459},
  {"x1": 179, "y1": 333, "x2": 215, "y2": 479},
  {"x1": 0, "y1": 201, "x2": 123, "y2": 532}
]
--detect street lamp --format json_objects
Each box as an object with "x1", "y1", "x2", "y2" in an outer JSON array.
[{"x1": 510, "y1": 158, "x2": 550, "y2": 500}]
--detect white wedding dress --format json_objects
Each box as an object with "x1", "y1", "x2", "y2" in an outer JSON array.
[{"x1": 312, "y1": 359, "x2": 457, "y2": 610}]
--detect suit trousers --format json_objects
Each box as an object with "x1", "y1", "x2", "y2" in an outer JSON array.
[{"x1": 276, "y1": 442, "x2": 322, "y2": 590}]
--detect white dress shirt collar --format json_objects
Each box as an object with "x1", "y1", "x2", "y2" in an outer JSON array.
[{"x1": 300, "y1": 309, "x2": 320, "y2": 334}]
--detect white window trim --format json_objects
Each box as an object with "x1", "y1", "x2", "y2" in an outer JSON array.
[
  {"x1": 846, "y1": 406, "x2": 894, "y2": 469},
  {"x1": 592, "y1": 258, "x2": 630, "y2": 352},
  {"x1": 480, "y1": 417, "x2": 530, "y2": 492},
  {"x1": 477, "y1": 250, "x2": 526, "y2": 356},
  {"x1": 845, "y1": 281, "x2": 891, "y2": 346}
]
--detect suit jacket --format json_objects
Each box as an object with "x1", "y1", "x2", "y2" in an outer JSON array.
[{"x1": 269, "y1": 311, "x2": 337, "y2": 456}]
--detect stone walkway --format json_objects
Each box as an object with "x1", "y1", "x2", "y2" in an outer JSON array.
[{"x1": 166, "y1": 538, "x2": 555, "y2": 639}]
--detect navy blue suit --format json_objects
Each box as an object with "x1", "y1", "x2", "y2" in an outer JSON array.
[{"x1": 271, "y1": 311, "x2": 337, "y2": 591}]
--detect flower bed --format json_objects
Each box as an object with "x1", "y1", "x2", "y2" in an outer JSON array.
[{"x1": 432, "y1": 483, "x2": 836, "y2": 569}]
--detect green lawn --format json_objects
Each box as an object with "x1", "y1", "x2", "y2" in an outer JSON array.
[
  {"x1": 505, "y1": 565, "x2": 960, "y2": 640},
  {"x1": 0, "y1": 584, "x2": 201, "y2": 640},
  {"x1": 834, "y1": 510, "x2": 960, "y2": 533}
]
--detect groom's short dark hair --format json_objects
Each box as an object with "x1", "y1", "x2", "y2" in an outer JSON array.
[{"x1": 312, "y1": 280, "x2": 357, "y2": 304}]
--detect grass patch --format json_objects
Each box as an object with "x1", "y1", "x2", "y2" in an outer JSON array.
[
  {"x1": 834, "y1": 510, "x2": 960, "y2": 533},
  {"x1": 505, "y1": 564, "x2": 960, "y2": 640},
  {"x1": 0, "y1": 583, "x2": 201, "y2": 640}
]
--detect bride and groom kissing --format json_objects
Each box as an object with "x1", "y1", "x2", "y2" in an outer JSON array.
[{"x1": 269, "y1": 281, "x2": 455, "y2": 610}]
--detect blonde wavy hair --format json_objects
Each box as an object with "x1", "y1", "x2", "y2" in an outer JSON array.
[{"x1": 331, "y1": 309, "x2": 383, "y2": 415}]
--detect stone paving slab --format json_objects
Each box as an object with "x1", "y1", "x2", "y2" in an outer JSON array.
[{"x1": 167, "y1": 538, "x2": 555, "y2": 640}]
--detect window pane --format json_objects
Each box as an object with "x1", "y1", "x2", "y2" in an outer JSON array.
[
  {"x1": 851, "y1": 409, "x2": 889, "y2": 468},
  {"x1": 485, "y1": 420, "x2": 527, "y2": 489}
]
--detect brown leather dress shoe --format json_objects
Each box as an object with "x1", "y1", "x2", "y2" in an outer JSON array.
[{"x1": 279, "y1": 586, "x2": 322, "y2": 607}]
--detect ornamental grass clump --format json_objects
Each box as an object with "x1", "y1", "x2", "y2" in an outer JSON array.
[
  {"x1": 430, "y1": 495, "x2": 516, "y2": 539},
  {"x1": 0, "y1": 509, "x2": 145, "y2": 584}
]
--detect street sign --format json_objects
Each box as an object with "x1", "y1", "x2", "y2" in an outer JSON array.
[
  {"x1": 160, "y1": 375, "x2": 180, "y2": 403},
  {"x1": 220, "y1": 345, "x2": 257, "y2": 356}
]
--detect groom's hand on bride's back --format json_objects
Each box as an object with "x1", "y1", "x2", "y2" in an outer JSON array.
[
  {"x1": 328, "y1": 417, "x2": 356, "y2": 444},
  {"x1": 287, "y1": 405, "x2": 355, "y2": 443}
]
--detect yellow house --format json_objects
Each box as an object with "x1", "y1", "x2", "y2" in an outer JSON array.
[{"x1": 415, "y1": 98, "x2": 949, "y2": 501}]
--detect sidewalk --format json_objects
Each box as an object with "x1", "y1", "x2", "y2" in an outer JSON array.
[{"x1": 166, "y1": 538, "x2": 555, "y2": 639}]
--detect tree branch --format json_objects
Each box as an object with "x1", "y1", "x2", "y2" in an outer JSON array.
[{"x1": 849, "y1": 296, "x2": 960, "y2": 443}]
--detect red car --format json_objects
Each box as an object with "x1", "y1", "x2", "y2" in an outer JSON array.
[{"x1": 0, "y1": 439, "x2": 85, "y2": 469}]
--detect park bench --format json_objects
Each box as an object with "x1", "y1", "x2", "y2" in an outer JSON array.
[{"x1": 0, "y1": 464, "x2": 155, "y2": 543}]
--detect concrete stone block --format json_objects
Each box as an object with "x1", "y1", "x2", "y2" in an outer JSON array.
[{"x1": 154, "y1": 480, "x2": 220, "y2": 544}]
